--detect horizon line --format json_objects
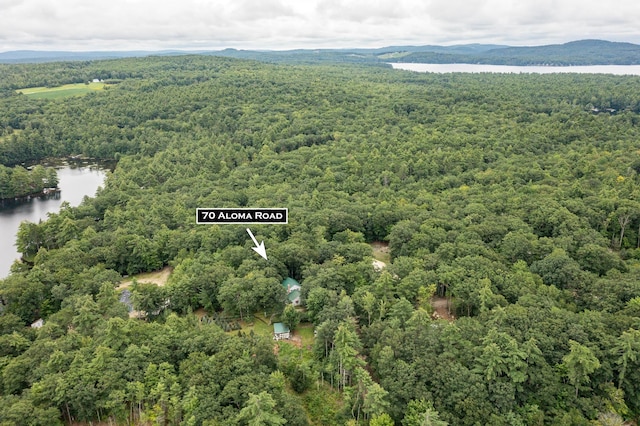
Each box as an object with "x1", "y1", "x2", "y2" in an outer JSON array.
[{"x1": 1, "y1": 38, "x2": 638, "y2": 55}]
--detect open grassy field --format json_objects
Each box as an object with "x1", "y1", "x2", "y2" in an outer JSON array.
[
  {"x1": 17, "y1": 82, "x2": 108, "y2": 99},
  {"x1": 378, "y1": 51, "x2": 412, "y2": 59},
  {"x1": 296, "y1": 323, "x2": 315, "y2": 348}
]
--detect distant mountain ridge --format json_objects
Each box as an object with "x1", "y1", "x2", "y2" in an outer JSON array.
[
  {"x1": 393, "y1": 39, "x2": 640, "y2": 65},
  {"x1": 0, "y1": 50, "x2": 190, "y2": 63},
  {"x1": 1, "y1": 39, "x2": 639, "y2": 65}
]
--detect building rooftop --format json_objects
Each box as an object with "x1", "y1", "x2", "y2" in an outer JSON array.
[
  {"x1": 282, "y1": 277, "x2": 300, "y2": 290},
  {"x1": 273, "y1": 322, "x2": 290, "y2": 334},
  {"x1": 288, "y1": 289, "x2": 301, "y2": 303}
]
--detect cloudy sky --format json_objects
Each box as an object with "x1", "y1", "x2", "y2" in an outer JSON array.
[{"x1": 1, "y1": 0, "x2": 639, "y2": 52}]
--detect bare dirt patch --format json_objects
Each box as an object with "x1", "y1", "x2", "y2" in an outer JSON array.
[
  {"x1": 288, "y1": 334, "x2": 304, "y2": 348},
  {"x1": 117, "y1": 266, "x2": 173, "y2": 290},
  {"x1": 116, "y1": 266, "x2": 173, "y2": 319},
  {"x1": 431, "y1": 297, "x2": 456, "y2": 321}
]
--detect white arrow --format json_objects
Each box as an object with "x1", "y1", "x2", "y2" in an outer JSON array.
[{"x1": 246, "y1": 228, "x2": 268, "y2": 260}]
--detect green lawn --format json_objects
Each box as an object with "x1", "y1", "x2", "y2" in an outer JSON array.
[
  {"x1": 226, "y1": 313, "x2": 316, "y2": 350},
  {"x1": 231, "y1": 313, "x2": 274, "y2": 337},
  {"x1": 297, "y1": 323, "x2": 315, "y2": 348},
  {"x1": 17, "y1": 82, "x2": 108, "y2": 99}
]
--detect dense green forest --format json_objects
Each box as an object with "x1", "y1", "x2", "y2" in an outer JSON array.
[
  {"x1": 1, "y1": 56, "x2": 640, "y2": 425},
  {"x1": 387, "y1": 40, "x2": 640, "y2": 66},
  {"x1": 0, "y1": 164, "x2": 58, "y2": 200}
]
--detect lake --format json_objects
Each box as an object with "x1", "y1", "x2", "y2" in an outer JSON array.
[
  {"x1": 390, "y1": 63, "x2": 640, "y2": 75},
  {"x1": 0, "y1": 162, "x2": 107, "y2": 278}
]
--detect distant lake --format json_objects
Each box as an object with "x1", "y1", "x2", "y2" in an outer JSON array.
[
  {"x1": 390, "y1": 63, "x2": 640, "y2": 75},
  {"x1": 0, "y1": 162, "x2": 107, "y2": 278}
]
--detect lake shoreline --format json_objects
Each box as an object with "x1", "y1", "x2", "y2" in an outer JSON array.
[
  {"x1": 20, "y1": 155, "x2": 117, "y2": 170},
  {"x1": 389, "y1": 63, "x2": 640, "y2": 75},
  {"x1": 0, "y1": 162, "x2": 108, "y2": 278},
  {"x1": 0, "y1": 156, "x2": 114, "y2": 205},
  {"x1": 0, "y1": 187, "x2": 60, "y2": 205}
]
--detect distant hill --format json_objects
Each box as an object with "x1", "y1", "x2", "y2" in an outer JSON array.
[
  {"x1": 0, "y1": 45, "x2": 507, "y2": 65},
  {"x1": 393, "y1": 40, "x2": 640, "y2": 65},
  {"x1": 0, "y1": 50, "x2": 192, "y2": 63},
  {"x1": 0, "y1": 50, "x2": 145, "y2": 63},
  {"x1": 334, "y1": 43, "x2": 508, "y2": 56},
  {"x1": 1, "y1": 40, "x2": 639, "y2": 65}
]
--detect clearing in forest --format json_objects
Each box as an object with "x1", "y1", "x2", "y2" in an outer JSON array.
[
  {"x1": 117, "y1": 266, "x2": 173, "y2": 290},
  {"x1": 17, "y1": 82, "x2": 108, "y2": 99},
  {"x1": 274, "y1": 324, "x2": 316, "y2": 356},
  {"x1": 431, "y1": 297, "x2": 456, "y2": 321},
  {"x1": 230, "y1": 314, "x2": 273, "y2": 337},
  {"x1": 233, "y1": 314, "x2": 315, "y2": 348},
  {"x1": 371, "y1": 241, "x2": 391, "y2": 265}
]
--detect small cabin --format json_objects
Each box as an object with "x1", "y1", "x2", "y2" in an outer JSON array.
[{"x1": 273, "y1": 322, "x2": 290, "y2": 340}]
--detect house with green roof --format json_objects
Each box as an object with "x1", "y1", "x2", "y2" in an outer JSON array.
[
  {"x1": 273, "y1": 322, "x2": 290, "y2": 340},
  {"x1": 282, "y1": 277, "x2": 302, "y2": 306}
]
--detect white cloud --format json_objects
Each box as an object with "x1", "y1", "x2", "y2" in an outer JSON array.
[
  {"x1": 316, "y1": 0, "x2": 412, "y2": 23},
  {"x1": 0, "y1": 0, "x2": 639, "y2": 51}
]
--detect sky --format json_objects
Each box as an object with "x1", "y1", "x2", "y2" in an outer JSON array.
[{"x1": 1, "y1": 0, "x2": 640, "y2": 52}]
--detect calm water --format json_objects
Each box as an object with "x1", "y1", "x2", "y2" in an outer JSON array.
[
  {"x1": 0, "y1": 163, "x2": 107, "y2": 278},
  {"x1": 390, "y1": 63, "x2": 640, "y2": 75}
]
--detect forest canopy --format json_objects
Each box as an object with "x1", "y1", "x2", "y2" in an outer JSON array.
[
  {"x1": 1, "y1": 56, "x2": 640, "y2": 425},
  {"x1": 0, "y1": 164, "x2": 58, "y2": 200}
]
